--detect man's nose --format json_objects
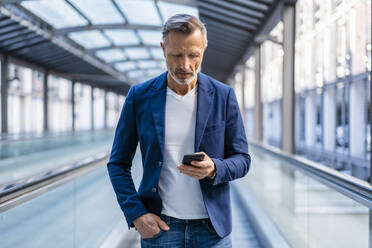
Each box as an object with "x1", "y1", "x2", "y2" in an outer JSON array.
[{"x1": 180, "y1": 57, "x2": 191, "y2": 71}]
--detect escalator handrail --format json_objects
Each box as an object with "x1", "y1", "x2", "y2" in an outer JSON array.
[
  {"x1": 0, "y1": 151, "x2": 109, "y2": 213},
  {"x1": 249, "y1": 141, "x2": 372, "y2": 208}
]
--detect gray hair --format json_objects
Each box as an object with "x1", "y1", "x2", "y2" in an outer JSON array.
[{"x1": 162, "y1": 14, "x2": 208, "y2": 47}]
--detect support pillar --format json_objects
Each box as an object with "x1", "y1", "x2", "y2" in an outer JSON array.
[
  {"x1": 254, "y1": 46, "x2": 263, "y2": 143},
  {"x1": 241, "y1": 67, "x2": 246, "y2": 125},
  {"x1": 71, "y1": 81, "x2": 75, "y2": 132},
  {"x1": 43, "y1": 72, "x2": 48, "y2": 132},
  {"x1": 282, "y1": 1, "x2": 296, "y2": 154},
  {"x1": 104, "y1": 91, "x2": 108, "y2": 129},
  {"x1": 323, "y1": 86, "x2": 336, "y2": 152},
  {"x1": 91, "y1": 86, "x2": 94, "y2": 131},
  {"x1": 1, "y1": 55, "x2": 8, "y2": 134}
]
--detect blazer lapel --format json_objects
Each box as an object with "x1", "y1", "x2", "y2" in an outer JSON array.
[
  {"x1": 195, "y1": 72, "x2": 214, "y2": 152},
  {"x1": 150, "y1": 72, "x2": 167, "y2": 156}
]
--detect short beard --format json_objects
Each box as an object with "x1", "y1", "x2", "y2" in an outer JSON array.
[{"x1": 167, "y1": 65, "x2": 200, "y2": 86}]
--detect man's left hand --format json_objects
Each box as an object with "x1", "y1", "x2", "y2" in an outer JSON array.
[{"x1": 177, "y1": 152, "x2": 216, "y2": 180}]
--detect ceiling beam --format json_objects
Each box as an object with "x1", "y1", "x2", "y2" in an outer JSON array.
[
  {"x1": 227, "y1": 0, "x2": 269, "y2": 12},
  {"x1": 199, "y1": 9, "x2": 256, "y2": 31},
  {"x1": 198, "y1": 2, "x2": 260, "y2": 26},
  {"x1": 0, "y1": 4, "x2": 128, "y2": 82},
  {"x1": 199, "y1": 0, "x2": 265, "y2": 19}
]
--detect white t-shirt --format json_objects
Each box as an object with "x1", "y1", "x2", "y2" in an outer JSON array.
[{"x1": 158, "y1": 85, "x2": 208, "y2": 219}]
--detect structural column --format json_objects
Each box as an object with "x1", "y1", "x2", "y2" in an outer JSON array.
[
  {"x1": 254, "y1": 46, "x2": 262, "y2": 143},
  {"x1": 104, "y1": 91, "x2": 108, "y2": 129},
  {"x1": 71, "y1": 81, "x2": 75, "y2": 132},
  {"x1": 91, "y1": 86, "x2": 94, "y2": 131},
  {"x1": 241, "y1": 66, "x2": 246, "y2": 125},
  {"x1": 323, "y1": 86, "x2": 336, "y2": 153},
  {"x1": 43, "y1": 71, "x2": 48, "y2": 132},
  {"x1": 281, "y1": 1, "x2": 296, "y2": 154},
  {"x1": 1, "y1": 55, "x2": 8, "y2": 134}
]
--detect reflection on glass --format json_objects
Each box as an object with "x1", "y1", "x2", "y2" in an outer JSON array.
[{"x1": 22, "y1": 0, "x2": 88, "y2": 28}]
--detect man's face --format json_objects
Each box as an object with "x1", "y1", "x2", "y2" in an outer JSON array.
[{"x1": 161, "y1": 29, "x2": 206, "y2": 85}]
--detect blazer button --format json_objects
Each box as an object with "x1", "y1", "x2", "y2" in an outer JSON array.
[
  {"x1": 158, "y1": 161, "x2": 163, "y2": 167},
  {"x1": 152, "y1": 187, "x2": 157, "y2": 193}
]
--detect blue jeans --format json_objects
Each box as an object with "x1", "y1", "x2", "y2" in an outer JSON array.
[{"x1": 140, "y1": 214, "x2": 231, "y2": 248}]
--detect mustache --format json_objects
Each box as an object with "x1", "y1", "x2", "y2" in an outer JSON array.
[{"x1": 175, "y1": 69, "x2": 193, "y2": 74}]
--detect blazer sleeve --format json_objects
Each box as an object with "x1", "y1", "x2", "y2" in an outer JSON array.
[
  {"x1": 107, "y1": 86, "x2": 148, "y2": 228},
  {"x1": 202, "y1": 87, "x2": 251, "y2": 186}
]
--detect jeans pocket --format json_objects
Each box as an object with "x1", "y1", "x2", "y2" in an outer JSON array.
[
  {"x1": 203, "y1": 219, "x2": 217, "y2": 234},
  {"x1": 142, "y1": 230, "x2": 163, "y2": 241}
]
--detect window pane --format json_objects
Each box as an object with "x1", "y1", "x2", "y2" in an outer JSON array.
[
  {"x1": 22, "y1": 0, "x2": 88, "y2": 28},
  {"x1": 104, "y1": 30, "x2": 140, "y2": 45},
  {"x1": 96, "y1": 49, "x2": 126, "y2": 62},
  {"x1": 128, "y1": 70, "x2": 144, "y2": 78},
  {"x1": 125, "y1": 48, "x2": 150, "y2": 60},
  {"x1": 137, "y1": 30, "x2": 162, "y2": 46},
  {"x1": 146, "y1": 68, "x2": 163, "y2": 77},
  {"x1": 138, "y1": 60, "x2": 158, "y2": 69},
  {"x1": 116, "y1": 0, "x2": 161, "y2": 26},
  {"x1": 114, "y1": 61, "x2": 137, "y2": 71},
  {"x1": 158, "y1": 2, "x2": 199, "y2": 21},
  {"x1": 69, "y1": 31, "x2": 111, "y2": 49},
  {"x1": 150, "y1": 48, "x2": 164, "y2": 59},
  {"x1": 69, "y1": 0, "x2": 124, "y2": 24}
]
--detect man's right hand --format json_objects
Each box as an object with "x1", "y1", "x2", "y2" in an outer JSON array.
[{"x1": 133, "y1": 213, "x2": 170, "y2": 239}]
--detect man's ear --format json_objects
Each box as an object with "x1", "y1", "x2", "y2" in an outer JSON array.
[{"x1": 160, "y1": 42, "x2": 166, "y2": 57}]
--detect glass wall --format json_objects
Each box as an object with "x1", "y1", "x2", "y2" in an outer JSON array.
[
  {"x1": 48, "y1": 75, "x2": 72, "y2": 133},
  {"x1": 7, "y1": 64, "x2": 43, "y2": 135},
  {"x1": 260, "y1": 22, "x2": 283, "y2": 148},
  {"x1": 93, "y1": 88, "x2": 105, "y2": 130},
  {"x1": 74, "y1": 83, "x2": 92, "y2": 131},
  {"x1": 294, "y1": 0, "x2": 371, "y2": 180},
  {"x1": 237, "y1": 0, "x2": 371, "y2": 181},
  {"x1": 106, "y1": 92, "x2": 121, "y2": 128},
  {"x1": 244, "y1": 57, "x2": 255, "y2": 139}
]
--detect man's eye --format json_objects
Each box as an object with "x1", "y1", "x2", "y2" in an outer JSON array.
[
  {"x1": 173, "y1": 54, "x2": 182, "y2": 58},
  {"x1": 190, "y1": 54, "x2": 199, "y2": 58}
]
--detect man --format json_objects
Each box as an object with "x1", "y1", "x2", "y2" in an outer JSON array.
[{"x1": 107, "y1": 14, "x2": 251, "y2": 248}]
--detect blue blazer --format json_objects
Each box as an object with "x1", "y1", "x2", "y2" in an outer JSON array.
[{"x1": 107, "y1": 71, "x2": 251, "y2": 238}]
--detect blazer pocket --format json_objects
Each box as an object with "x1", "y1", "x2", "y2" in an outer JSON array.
[{"x1": 204, "y1": 121, "x2": 225, "y2": 134}]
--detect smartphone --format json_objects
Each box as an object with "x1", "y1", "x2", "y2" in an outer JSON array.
[{"x1": 182, "y1": 153, "x2": 205, "y2": 165}]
